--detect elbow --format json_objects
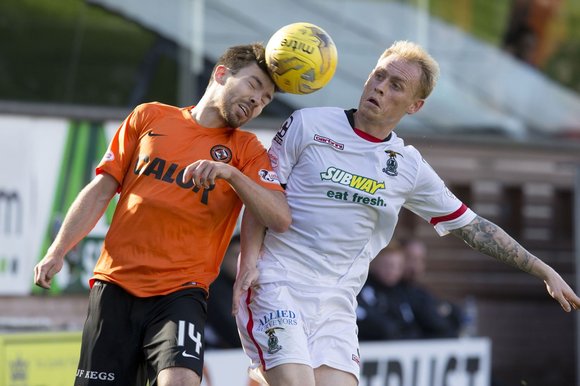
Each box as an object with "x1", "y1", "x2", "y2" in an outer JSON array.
[{"x1": 269, "y1": 208, "x2": 292, "y2": 233}]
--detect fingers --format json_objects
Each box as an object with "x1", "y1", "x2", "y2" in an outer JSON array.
[
  {"x1": 232, "y1": 291, "x2": 240, "y2": 315},
  {"x1": 34, "y1": 264, "x2": 52, "y2": 289},
  {"x1": 559, "y1": 297, "x2": 572, "y2": 312},
  {"x1": 232, "y1": 282, "x2": 243, "y2": 316},
  {"x1": 182, "y1": 161, "x2": 221, "y2": 189},
  {"x1": 542, "y1": 279, "x2": 578, "y2": 312},
  {"x1": 563, "y1": 290, "x2": 580, "y2": 312},
  {"x1": 232, "y1": 272, "x2": 256, "y2": 315},
  {"x1": 547, "y1": 280, "x2": 580, "y2": 312}
]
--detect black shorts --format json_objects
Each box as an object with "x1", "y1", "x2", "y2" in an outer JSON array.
[{"x1": 75, "y1": 280, "x2": 208, "y2": 386}]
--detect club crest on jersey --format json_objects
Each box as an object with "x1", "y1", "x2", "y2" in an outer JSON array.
[
  {"x1": 265, "y1": 327, "x2": 284, "y2": 354},
  {"x1": 210, "y1": 145, "x2": 232, "y2": 163},
  {"x1": 383, "y1": 150, "x2": 402, "y2": 176}
]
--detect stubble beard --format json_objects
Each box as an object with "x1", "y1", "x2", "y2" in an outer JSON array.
[{"x1": 220, "y1": 98, "x2": 244, "y2": 128}]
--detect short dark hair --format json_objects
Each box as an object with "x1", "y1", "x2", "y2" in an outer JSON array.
[{"x1": 210, "y1": 43, "x2": 278, "y2": 90}]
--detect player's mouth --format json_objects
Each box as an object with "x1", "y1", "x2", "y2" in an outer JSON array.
[
  {"x1": 367, "y1": 97, "x2": 380, "y2": 108},
  {"x1": 238, "y1": 103, "x2": 250, "y2": 118}
]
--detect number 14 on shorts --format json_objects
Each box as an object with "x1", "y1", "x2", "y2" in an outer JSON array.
[{"x1": 178, "y1": 320, "x2": 202, "y2": 358}]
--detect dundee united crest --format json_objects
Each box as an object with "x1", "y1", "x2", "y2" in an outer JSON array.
[{"x1": 210, "y1": 145, "x2": 232, "y2": 163}]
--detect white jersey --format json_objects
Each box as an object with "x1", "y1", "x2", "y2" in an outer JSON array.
[{"x1": 258, "y1": 107, "x2": 476, "y2": 295}]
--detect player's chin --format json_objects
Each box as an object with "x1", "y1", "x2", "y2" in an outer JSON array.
[
  {"x1": 238, "y1": 115, "x2": 251, "y2": 126},
  {"x1": 236, "y1": 113, "x2": 254, "y2": 127}
]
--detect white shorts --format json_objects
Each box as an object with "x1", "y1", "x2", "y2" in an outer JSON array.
[{"x1": 236, "y1": 282, "x2": 361, "y2": 380}]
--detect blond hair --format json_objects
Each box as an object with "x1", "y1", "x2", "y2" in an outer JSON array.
[{"x1": 379, "y1": 40, "x2": 440, "y2": 99}]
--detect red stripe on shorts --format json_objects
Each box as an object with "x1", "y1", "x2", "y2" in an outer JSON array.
[
  {"x1": 430, "y1": 203, "x2": 468, "y2": 226},
  {"x1": 245, "y1": 289, "x2": 267, "y2": 370}
]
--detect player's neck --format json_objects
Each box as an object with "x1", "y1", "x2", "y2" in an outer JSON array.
[
  {"x1": 353, "y1": 110, "x2": 395, "y2": 140},
  {"x1": 189, "y1": 103, "x2": 227, "y2": 128}
]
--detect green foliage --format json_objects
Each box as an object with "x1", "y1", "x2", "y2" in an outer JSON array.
[
  {"x1": 0, "y1": 0, "x2": 178, "y2": 106},
  {"x1": 1, "y1": 0, "x2": 579, "y2": 105},
  {"x1": 423, "y1": 0, "x2": 580, "y2": 93},
  {"x1": 544, "y1": 2, "x2": 580, "y2": 93},
  {"x1": 428, "y1": 0, "x2": 511, "y2": 45}
]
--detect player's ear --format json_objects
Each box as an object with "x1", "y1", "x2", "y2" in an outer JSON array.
[
  {"x1": 406, "y1": 99, "x2": 424, "y2": 115},
  {"x1": 214, "y1": 65, "x2": 229, "y2": 85}
]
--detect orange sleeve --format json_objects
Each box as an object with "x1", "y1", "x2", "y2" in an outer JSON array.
[
  {"x1": 95, "y1": 104, "x2": 149, "y2": 187},
  {"x1": 238, "y1": 133, "x2": 284, "y2": 192}
]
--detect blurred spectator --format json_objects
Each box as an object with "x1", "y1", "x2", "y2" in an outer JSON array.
[
  {"x1": 356, "y1": 241, "x2": 423, "y2": 341},
  {"x1": 357, "y1": 238, "x2": 464, "y2": 342},
  {"x1": 205, "y1": 235, "x2": 242, "y2": 349},
  {"x1": 399, "y1": 238, "x2": 462, "y2": 338},
  {"x1": 502, "y1": 0, "x2": 563, "y2": 67}
]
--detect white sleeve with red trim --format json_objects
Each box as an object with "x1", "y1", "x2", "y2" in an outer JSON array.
[{"x1": 403, "y1": 149, "x2": 477, "y2": 236}]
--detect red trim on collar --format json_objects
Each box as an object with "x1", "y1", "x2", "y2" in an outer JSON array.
[{"x1": 353, "y1": 127, "x2": 384, "y2": 143}]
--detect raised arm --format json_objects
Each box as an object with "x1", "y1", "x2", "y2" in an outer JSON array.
[
  {"x1": 34, "y1": 173, "x2": 119, "y2": 289},
  {"x1": 182, "y1": 160, "x2": 291, "y2": 233},
  {"x1": 449, "y1": 215, "x2": 580, "y2": 312},
  {"x1": 232, "y1": 208, "x2": 267, "y2": 315}
]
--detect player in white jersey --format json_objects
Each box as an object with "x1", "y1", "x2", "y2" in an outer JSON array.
[{"x1": 233, "y1": 40, "x2": 580, "y2": 386}]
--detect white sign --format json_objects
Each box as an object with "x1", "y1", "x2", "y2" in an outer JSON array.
[
  {"x1": 203, "y1": 338, "x2": 491, "y2": 386},
  {"x1": 0, "y1": 115, "x2": 66, "y2": 295},
  {"x1": 358, "y1": 338, "x2": 491, "y2": 386}
]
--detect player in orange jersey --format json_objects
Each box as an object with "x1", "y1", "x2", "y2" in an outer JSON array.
[{"x1": 33, "y1": 43, "x2": 291, "y2": 386}]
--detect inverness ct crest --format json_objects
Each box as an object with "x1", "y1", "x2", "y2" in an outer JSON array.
[
  {"x1": 383, "y1": 150, "x2": 402, "y2": 176},
  {"x1": 265, "y1": 327, "x2": 284, "y2": 354}
]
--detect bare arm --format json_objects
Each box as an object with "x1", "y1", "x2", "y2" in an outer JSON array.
[
  {"x1": 449, "y1": 215, "x2": 580, "y2": 312},
  {"x1": 231, "y1": 209, "x2": 267, "y2": 315},
  {"x1": 182, "y1": 160, "x2": 291, "y2": 232},
  {"x1": 34, "y1": 173, "x2": 119, "y2": 289}
]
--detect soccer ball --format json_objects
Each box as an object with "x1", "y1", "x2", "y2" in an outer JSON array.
[{"x1": 265, "y1": 22, "x2": 338, "y2": 95}]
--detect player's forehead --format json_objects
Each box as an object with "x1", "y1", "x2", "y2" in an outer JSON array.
[
  {"x1": 374, "y1": 54, "x2": 422, "y2": 82},
  {"x1": 236, "y1": 63, "x2": 275, "y2": 89}
]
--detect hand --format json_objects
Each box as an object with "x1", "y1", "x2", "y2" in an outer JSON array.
[
  {"x1": 232, "y1": 266, "x2": 259, "y2": 316},
  {"x1": 544, "y1": 269, "x2": 580, "y2": 312},
  {"x1": 182, "y1": 160, "x2": 235, "y2": 189},
  {"x1": 34, "y1": 254, "x2": 65, "y2": 289}
]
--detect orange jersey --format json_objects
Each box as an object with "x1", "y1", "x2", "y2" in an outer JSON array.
[{"x1": 92, "y1": 102, "x2": 283, "y2": 297}]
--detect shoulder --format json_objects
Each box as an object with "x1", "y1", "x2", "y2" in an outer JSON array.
[
  {"x1": 295, "y1": 106, "x2": 345, "y2": 119},
  {"x1": 133, "y1": 101, "x2": 177, "y2": 114},
  {"x1": 286, "y1": 107, "x2": 347, "y2": 134},
  {"x1": 232, "y1": 128, "x2": 261, "y2": 144},
  {"x1": 229, "y1": 129, "x2": 266, "y2": 155},
  {"x1": 131, "y1": 102, "x2": 180, "y2": 123},
  {"x1": 389, "y1": 134, "x2": 423, "y2": 162},
  {"x1": 400, "y1": 144, "x2": 423, "y2": 160}
]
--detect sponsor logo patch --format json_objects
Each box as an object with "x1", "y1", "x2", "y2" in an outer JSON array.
[
  {"x1": 259, "y1": 169, "x2": 280, "y2": 184},
  {"x1": 314, "y1": 134, "x2": 344, "y2": 150},
  {"x1": 320, "y1": 167, "x2": 385, "y2": 194},
  {"x1": 102, "y1": 151, "x2": 114, "y2": 162}
]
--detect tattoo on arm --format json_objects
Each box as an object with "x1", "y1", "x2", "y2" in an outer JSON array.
[{"x1": 449, "y1": 216, "x2": 537, "y2": 273}]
